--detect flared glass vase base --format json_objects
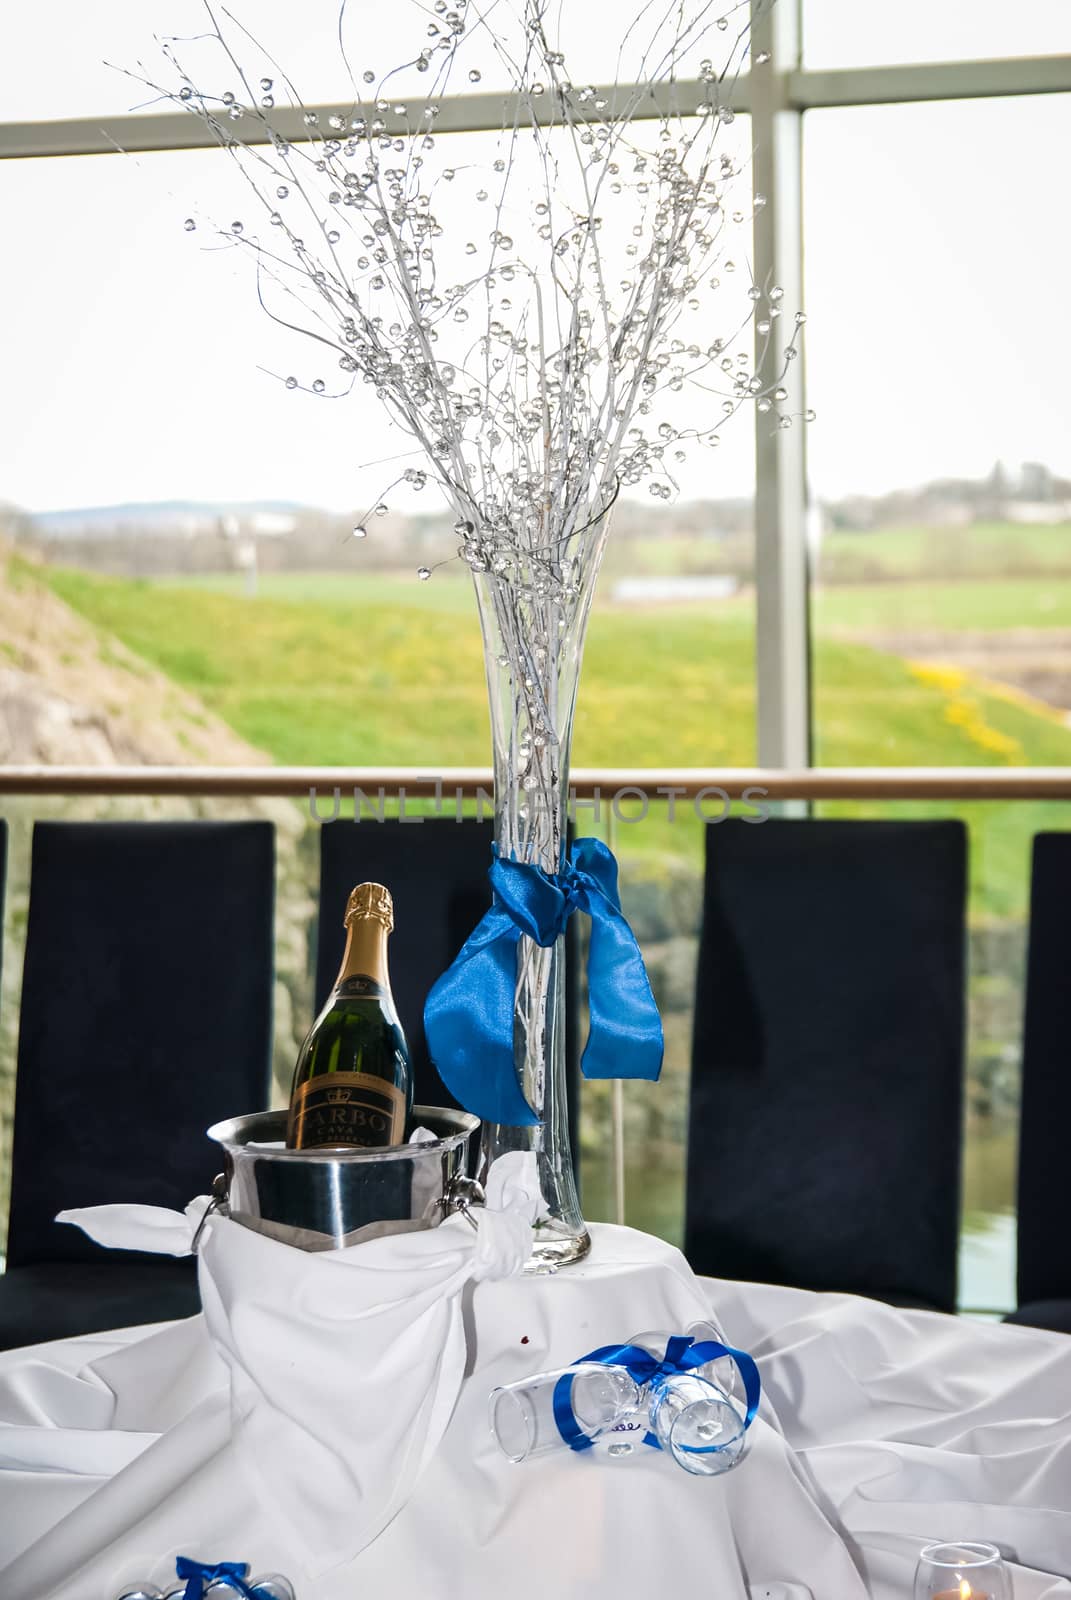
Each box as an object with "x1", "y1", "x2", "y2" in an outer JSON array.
[
  {"x1": 523, "y1": 1220, "x2": 592, "y2": 1274},
  {"x1": 478, "y1": 1123, "x2": 590, "y2": 1272}
]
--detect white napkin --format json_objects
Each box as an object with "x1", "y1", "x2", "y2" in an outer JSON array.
[
  {"x1": 55, "y1": 1197, "x2": 213, "y2": 1257},
  {"x1": 473, "y1": 1150, "x2": 548, "y2": 1278},
  {"x1": 11, "y1": 1155, "x2": 542, "y2": 1596},
  {"x1": 407, "y1": 1125, "x2": 438, "y2": 1144}
]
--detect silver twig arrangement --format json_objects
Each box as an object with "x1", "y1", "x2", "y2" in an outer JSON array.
[{"x1": 137, "y1": 0, "x2": 804, "y2": 1266}]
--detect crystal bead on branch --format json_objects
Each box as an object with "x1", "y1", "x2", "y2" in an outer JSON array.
[{"x1": 139, "y1": 0, "x2": 808, "y2": 1268}]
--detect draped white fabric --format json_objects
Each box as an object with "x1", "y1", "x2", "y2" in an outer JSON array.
[{"x1": 0, "y1": 1222, "x2": 1068, "y2": 1599}]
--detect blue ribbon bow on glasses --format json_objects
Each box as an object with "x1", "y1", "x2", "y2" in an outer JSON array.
[
  {"x1": 175, "y1": 1559, "x2": 259, "y2": 1599},
  {"x1": 424, "y1": 838, "x2": 664, "y2": 1126},
  {"x1": 553, "y1": 1334, "x2": 762, "y2": 1453}
]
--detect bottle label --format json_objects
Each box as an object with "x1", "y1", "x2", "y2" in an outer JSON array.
[{"x1": 289, "y1": 1071, "x2": 406, "y2": 1149}]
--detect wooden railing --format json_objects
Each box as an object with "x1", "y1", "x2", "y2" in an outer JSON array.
[{"x1": 1, "y1": 765, "x2": 1071, "y2": 799}]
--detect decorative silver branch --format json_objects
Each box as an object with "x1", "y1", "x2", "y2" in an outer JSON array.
[
  {"x1": 132, "y1": 0, "x2": 804, "y2": 866},
  {"x1": 129, "y1": 0, "x2": 808, "y2": 1251}
]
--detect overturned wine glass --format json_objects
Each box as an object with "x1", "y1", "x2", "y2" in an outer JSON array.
[
  {"x1": 116, "y1": 1576, "x2": 294, "y2": 1600},
  {"x1": 489, "y1": 1362, "x2": 643, "y2": 1462},
  {"x1": 684, "y1": 1316, "x2": 742, "y2": 1401},
  {"x1": 628, "y1": 1327, "x2": 748, "y2": 1478},
  {"x1": 489, "y1": 1323, "x2": 756, "y2": 1477}
]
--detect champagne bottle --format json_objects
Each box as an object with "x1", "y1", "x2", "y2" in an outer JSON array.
[{"x1": 286, "y1": 882, "x2": 412, "y2": 1151}]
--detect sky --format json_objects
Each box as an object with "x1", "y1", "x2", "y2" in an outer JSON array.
[{"x1": 0, "y1": 0, "x2": 1068, "y2": 515}]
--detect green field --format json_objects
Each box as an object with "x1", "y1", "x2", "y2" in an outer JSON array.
[
  {"x1": 37, "y1": 563, "x2": 1071, "y2": 767},
  {"x1": 44, "y1": 565, "x2": 756, "y2": 769},
  {"x1": 171, "y1": 569, "x2": 480, "y2": 614},
  {"x1": 28, "y1": 557, "x2": 1071, "y2": 918},
  {"x1": 816, "y1": 575, "x2": 1071, "y2": 633}
]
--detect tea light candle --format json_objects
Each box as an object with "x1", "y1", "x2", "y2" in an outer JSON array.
[{"x1": 914, "y1": 1542, "x2": 1009, "y2": 1600}]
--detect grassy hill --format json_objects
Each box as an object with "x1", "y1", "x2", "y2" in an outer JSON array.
[
  {"x1": 36, "y1": 563, "x2": 1071, "y2": 762},
  {"x1": 816, "y1": 576, "x2": 1071, "y2": 633},
  {"x1": 29, "y1": 559, "x2": 1071, "y2": 919}
]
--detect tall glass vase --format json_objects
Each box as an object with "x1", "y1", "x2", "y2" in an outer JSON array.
[{"x1": 471, "y1": 522, "x2": 608, "y2": 1269}]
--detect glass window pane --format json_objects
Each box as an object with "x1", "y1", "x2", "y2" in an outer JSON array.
[
  {"x1": 806, "y1": 94, "x2": 1071, "y2": 1310},
  {"x1": 0, "y1": 0, "x2": 749, "y2": 121},
  {"x1": 1, "y1": 0, "x2": 371, "y2": 122},
  {"x1": 1, "y1": 104, "x2": 756, "y2": 516},
  {"x1": 804, "y1": 0, "x2": 1071, "y2": 70},
  {"x1": 0, "y1": 106, "x2": 758, "y2": 1255}
]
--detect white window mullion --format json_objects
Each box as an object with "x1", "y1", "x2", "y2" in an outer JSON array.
[
  {"x1": 0, "y1": 79, "x2": 751, "y2": 161},
  {"x1": 750, "y1": 0, "x2": 811, "y2": 770},
  {"x1": 792, "y1": 54, "x2": 1071, "y2": 110},
  {"x1": 3, "y1": 53, "x2": 1069, "y2": 160}
]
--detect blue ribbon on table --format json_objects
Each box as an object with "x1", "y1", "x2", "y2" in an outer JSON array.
[
  {"x1": 175, "y1": 1558, "x2": 259, "y2": 1599},
  {"x1": 552, "y1": 1334, "x2": 762, "y2": 1453},
  {"x1": 424, "y1": 838, "x2": 664, "y2": 1126}
]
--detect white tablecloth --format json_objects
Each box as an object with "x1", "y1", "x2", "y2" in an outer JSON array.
[{"x1": 0, "y1": 1224, "x2": 1069, "y2": 1599}]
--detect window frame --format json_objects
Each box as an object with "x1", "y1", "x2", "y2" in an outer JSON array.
[{"x1": 1, "y1": 4, "x2": 1069, "y2": 764}]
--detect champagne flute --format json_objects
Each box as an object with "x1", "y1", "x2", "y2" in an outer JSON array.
[
  {"x1": 489, "y1": 1363, "x2": 643, "y2": 1461},
  {"x1": 685, "y1": 1316, "x2": 742, "y2": 1401},
  {"x1": 629, "y1": 1328, "x2": 748, "y2": 1477}
]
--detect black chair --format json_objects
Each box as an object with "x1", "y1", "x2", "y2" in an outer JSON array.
[
  {"x1": 684, "y1": 818, "x2": 968, "y2": 1311},
  {"x1": 1005, "y1": 834, "x2": 1071, "y2": 1333},
  {"x1": 0, "y1": 820, "x2": 275, "y2": 1351},
  {"x1": 316, "y1": 818, "x2": 580, "y2": 1159}
]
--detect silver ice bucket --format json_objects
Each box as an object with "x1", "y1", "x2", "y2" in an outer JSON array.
[{"x1": 207, "y1": 1105, "x2": 481, "y2": 1252}]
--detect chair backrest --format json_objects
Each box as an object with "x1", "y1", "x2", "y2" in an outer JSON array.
[
  {"x1": 1016, "y1": 832, "x2": 1071, "y2": 1306},
  {"x1": 685, "y1": 817, "x2": 967, "y2": 1310},
  {"x1": 316, "y1": 818, "x2": 580, "y2": 1152},
  {"x1": 7, "y1": 820, "x2": 275, "y2": 1268}
]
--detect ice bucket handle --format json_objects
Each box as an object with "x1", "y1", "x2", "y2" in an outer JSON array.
[
  {"x1": 441, "y1": 1173, "x2": 485, "y2": 1230},
  {"x1": 191, "y1": 1172, "x2": 230, "y2": 1252}
]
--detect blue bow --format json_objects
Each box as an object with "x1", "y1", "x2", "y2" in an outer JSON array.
[
  {"x1": 424, "y1": 838, "x2": 663, "y2": 1125},
  {"x1": 553, "y1": 1334, "x2": 762, "y2": 1452},
  {"x1": 176, "y1": 1558, "x2": 258, "y2": 1599}
]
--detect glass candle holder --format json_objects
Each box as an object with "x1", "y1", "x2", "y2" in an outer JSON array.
[{"x1": 914, "y1": 1542, "x2": 1011, "y2": 1600}]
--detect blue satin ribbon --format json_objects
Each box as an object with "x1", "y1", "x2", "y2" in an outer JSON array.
[
  {"x1": 552, "y1": 1334, "x2": 762, "y2": 1453},
  {"x1": 176, "y1": 1558, "x2": 258, "y2": 1599},
  {"x1": 424, "y1": 838, "x2": 664, "y2": 1125}
]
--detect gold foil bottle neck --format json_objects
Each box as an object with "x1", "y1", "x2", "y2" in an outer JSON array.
[{"x1": 344, "y1": 882, "x2": 394, "y2": 931}]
